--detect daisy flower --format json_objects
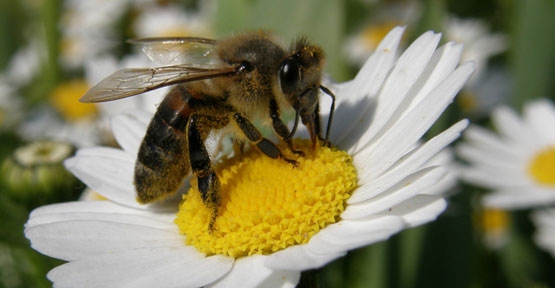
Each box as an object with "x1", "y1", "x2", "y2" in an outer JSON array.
[
  {"x1": 132, "y1": 3, "x2": 212, "y2": 38},
  {"x1": 531, "y1": 208, "x2": 555, "y2": 258},
  {"x1": 20, "y1": 53, "x2": 167, "y2": 147},
  {"x1": 457, "y1": 99, "x2": 555, "y2": 209},
  {"x1": 474, "y1": 207, "x2": 510, "y2": 250},
  {"x1": 445, "y1": 17, "x2": 508, "y2": 119},
  {"x1": 60, "y1": 0, "x2": 129, "y2": 68},
  {"x1": 18, "y1": 80, "x2": 102, "y2": 147},
  {"x1": 344, "y1": 2, "x2": 420, "y2": 65},
  {"x1": 25, "y1": 27, "x2": 474, "y2": 287},
  {"x1": 457, "y1": 67, "x2": 510, "y2": 119},
  {"x1": 444, "y1": 16, "x2": 507, "y2": 85}
]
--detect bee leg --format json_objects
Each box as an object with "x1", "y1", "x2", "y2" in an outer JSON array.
[
  {"x1": 233, "y1": 113, "x2": 298, "y2": 166},
  {"x1": 232, "y1": 139, "x2": 246, "y2": 158},
  {"x1": 188, "y1": 115, "x2": 221, "y2": 230},
  {"x1": 269, "y1": 99, "x2": 304, "y2": 156}
]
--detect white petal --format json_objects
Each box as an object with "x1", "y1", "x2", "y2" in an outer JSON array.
[
  {"x1": 333, "y1": 27, "x2": 404, "y2": 145},
  {"x1": 306, "y1": 215, "x2": 405, "y2": 255},
  {"x1": 342, "y1": 167, "x2": 447, "y2": 219},
  {"x1": 426, "y1": 168, "x2": 458, "y2": 197},
  {"x1": 457, "y1": 142, "x2": 524, "y2": 172},
  {"x1": 342, "y1": 31, "x2": 441, "y2": 153},
  {"x1": 257, "y1": 269, "x2": 300, "y2": 288},
  {"x1": 354, "y1": 120, "x2": 468, "y2": 197},
  {"x1": 209, "y1": 255, "x2": 300, "y2": 288},
  {"x1": 461, "y1": 125, "x2": 529, "y2": 161},
  {"x1": 358, "y1": 62, "x2": 475, "y2": 180},
  {"x1": 265, "y1": 244, "x2": 346, "y2": 271},
  {"x1": 531, "y1": 209, "x2": 555, "y2": 257},
  {"x1": 352, "y1": 26, "x2": 406, "y2": 93},
  {"x1": 380, "y1": 195, "x2": 447, "y2": 227},
  {"x1": 64, "y1": 147, "x2": 141, "y2": 208},
  {"x1": 404, "y1": 42, "x2": 463, "y2": 115},
  {"x1": 459, "y1": 166, "x2": 530, "y2": 189},
  {"x1": 48, "y1": 247, "x2": 232, "y2": 288},
  {"x1": 482, "y1": 187, "x2": 555, "y2": 209},
  {"x1": 26, "y1": 202, "x2": 175, "y2": 230},
  {"x1": 349, "y1": 164, "x2": 438, "y2": 204},
  {"x1": 111, "y1": 111, "x2": 150, "y2": 155},
  {"x1": 28, "y1": 201, "x2": 132, "y2": 220},
  {"x1": 25, "y1": 220, "x2": 184, "y2": 261},
  {"x1": 491, "y1": 106, "x2": 537, "y2": 149},
  {"x1": 524, "y1": 99, "x2": 555, "y2": 144}
]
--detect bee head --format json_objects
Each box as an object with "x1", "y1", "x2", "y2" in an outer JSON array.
[{"x1": 279, "y1": 39, "x2": 327, "y2": 148}]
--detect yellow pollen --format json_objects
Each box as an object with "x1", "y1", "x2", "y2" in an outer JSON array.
[
  {"x1": 50, "y1": 80, "x2": 98, "y2": 121},
  {"x1": 175, "y1": 140, "x2": 358, "y2": 258},
  {"x1": 528, "y1": 146, "x2": 555, "y2": 185}
]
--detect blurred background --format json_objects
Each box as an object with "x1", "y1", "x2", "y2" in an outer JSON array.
[{"x1": 0, "y1": 0, "x2": 554, "y2": 287}]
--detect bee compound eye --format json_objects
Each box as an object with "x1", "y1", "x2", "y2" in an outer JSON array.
[
  {"x1": 238, "y1": 61, "x2": 253, "y2": 74},
  {"x1": 279, "y1": 58, "x2": 301, "y2": 95}
]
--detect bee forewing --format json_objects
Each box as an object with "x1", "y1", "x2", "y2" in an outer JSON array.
[
  {"x1": 129, "y1": 37, "x2": 222, "y2": 67},
  {"x1": 80, "y1": 65, "x2": 238, "y2": 103}
]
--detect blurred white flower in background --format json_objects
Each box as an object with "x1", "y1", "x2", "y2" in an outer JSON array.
[
  {"x1": 458, "y1": 99, "x2": 555, "y2": 209},
  {"x1": 444, "y1": 16, "x2": 507, "y2": 84},
  {"x1": 457, "y1": 67, "x2": 510, "y2": 119},
  {"x1": 532, "y1": 209, "x2": 555, "y2": 258},
  {"x1": 344, "y1": 2, "x2": 420, "y2": 65},
  {"x1": 60, "y1": 0, "x2": 130, "y2": 69},
  {"x1": 133, "y1": 3, "x2": 212, "y2": 38}
]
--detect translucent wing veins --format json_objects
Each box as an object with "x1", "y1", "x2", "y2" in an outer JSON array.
[{"x1": 80, "y1": 65, "x2": 238, "y2": 103}]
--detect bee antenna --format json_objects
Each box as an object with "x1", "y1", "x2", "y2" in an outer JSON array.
[
  {"x1": 319, "y1": 85, "x2": 335, "y2": 142},
  {"x1": 288, "y1": 109, "x2": 300, "y2": 139}
]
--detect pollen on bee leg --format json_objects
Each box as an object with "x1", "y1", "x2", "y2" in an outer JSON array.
[{"x1": 174, "y1": 139, "x2": 358, "y2": 258}]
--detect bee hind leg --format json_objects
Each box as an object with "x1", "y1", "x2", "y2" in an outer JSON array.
[{"x1": 188, "y1": 115, "x2": 221, "y2": 230}]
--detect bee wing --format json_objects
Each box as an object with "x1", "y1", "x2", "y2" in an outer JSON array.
[
  {"x1": 128, "y1": 37, "x2": 221, "y2": 67},
  {"x1": 80, "y1": 65, "x2": 237, "y2": 103}
]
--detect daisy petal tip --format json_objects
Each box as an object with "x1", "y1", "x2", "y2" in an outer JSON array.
[
  {"x1": 461, "y1": 60, "x2": 477, "y2": 75},
  {"x1": 63, "y1": 157, "x2": 77, "y2": 170},
  {"x1": 452, "y1": 119, "x2": 470, "y2": 136}
]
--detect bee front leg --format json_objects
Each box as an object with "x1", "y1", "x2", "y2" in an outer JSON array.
[
  {"x1": 269, "y1": 99, "x2": 304, "y2": 156},
  {"x1": 232, "y1": 113, "x2": 298, "y2": 166},
  {"x1": 188, "y1": 115, "x2": 221, "y2": 230}
]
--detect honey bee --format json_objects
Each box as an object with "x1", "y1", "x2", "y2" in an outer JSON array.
[{"x1": 81, "y1": 31, "x2": 335, "y2": 226}]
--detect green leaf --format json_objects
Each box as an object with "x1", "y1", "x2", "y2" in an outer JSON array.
[{"x1": 510, "y1": 0, "x2": 555, "y2": 108}]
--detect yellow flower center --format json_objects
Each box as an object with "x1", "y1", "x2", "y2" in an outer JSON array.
[
  {"x1": 50, "y1": 80, "x2": 98, "y2": 121},
  {"x1": 362, "y1": 21, "x2": 401, "y2": 50},
  {"x1": 528, "y1": 146, "x2": 555, "y2": 185},
  {"x1": 175, "y1": 140, "x2": 358, "y2": 258},
  {"x1": 476, "y1": 208, "x2": 509, "y2": 234},
  {"x1": 457, "y1": 90, "x2": 478, "y2": 113}
]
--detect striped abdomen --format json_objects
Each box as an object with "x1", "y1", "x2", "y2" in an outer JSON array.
[{"x1": 134, "y1": 86, "x2": 194, "y2": 203}]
